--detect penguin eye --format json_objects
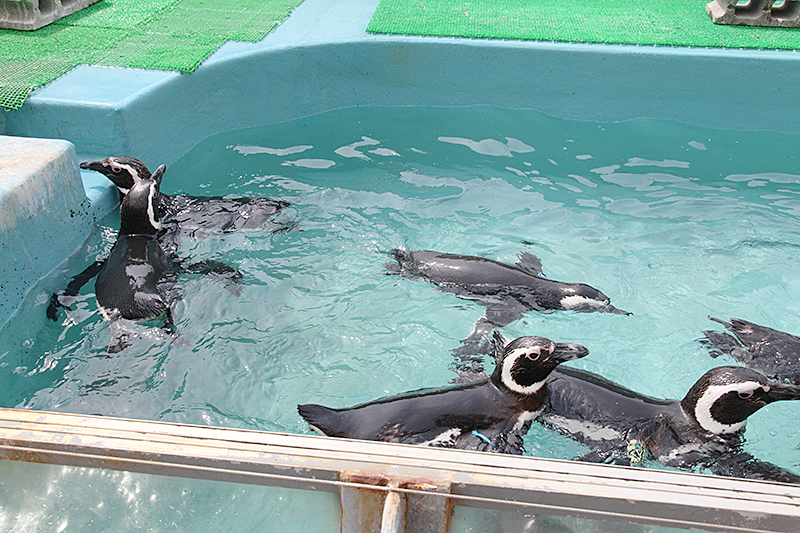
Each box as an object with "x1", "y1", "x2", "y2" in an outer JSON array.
[
  {"x1": 526, "y1": 349, "x2": 542, "y2": 360},
  {"x1": 738, "y1": 390, "x2": 754, "y2": 400},
  {"x1": 112, "y1": 166, "x2": 121, "y2": 173}
]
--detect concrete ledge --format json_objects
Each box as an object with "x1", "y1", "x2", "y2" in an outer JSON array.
[{"x1": 0, "y1": 135, "x2": 114, "y2": 328}]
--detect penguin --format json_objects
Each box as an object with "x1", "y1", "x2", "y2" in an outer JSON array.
[
  {"x1": 91, "y1": 165, "x2": 174, "y2": 353},
  {"x1": 50, "y1": 165, "x2": 242, "y2": 353},
  {"x1": 702, "y1": 317, "x2": 800, "y2": 385},
  {"x1": 385, "y1": 249, "x2": 629, "y2": 375},
  {"x1": 536, "y1": 357, "x2": 800, "y2": 483},
  {"x1": 386, "y1": 249, "x2": 629, "y2": 321},
  {"x1": 80, "y1": 156, "x2": 295, "y2": 248},
  {"x1": 297, "y1": 334, "x2": 588, "y2": 454}
]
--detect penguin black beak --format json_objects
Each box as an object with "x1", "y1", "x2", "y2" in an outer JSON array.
[
  {"x1": 602, "y1": 304, "x2": 632, "y2": 316},
  {"x1": 764, "y1": 381, "x2": 800, "y2": 403},
  {"x1": 78, "y1": 161, "x2": 108, "y2": 174},
  {"x1": 552, "y1": 342, "x2": 589, "y2": 363}
]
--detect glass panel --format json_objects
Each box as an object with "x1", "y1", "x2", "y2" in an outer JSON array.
[
  {"x1": 0, "y1": 460, "x2": 340, "y2": 533},
  {"x1": 451, "y1": 505, "x2": 699, "y2": 533}
]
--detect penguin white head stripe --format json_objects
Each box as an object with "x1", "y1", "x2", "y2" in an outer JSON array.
[
  {"x1": 118, "y1": 165, "x2": 165, "y2": 236},
  {"x1": 106, "y1": 159, "x2": 141, "y2": 182},
  {"x1": 681, "y1": 366, "x2": 800, "y2": 435},
  {"x1": 146, "y1": 179, "x2": 161, "y2": 232},
  {"x1": 493, "y1": 333, "x2": 588, "y2": 395},
  {"x1": 692, "y1": 381, "x2": 765, "y2": 435},
  {"x1": 80, "y1": 156, "x2": 153, "y2": 195}
]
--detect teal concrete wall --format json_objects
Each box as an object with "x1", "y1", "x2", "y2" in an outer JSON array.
[{"x1": 2, "y1": 0, "x2": 800, "y2": 327}]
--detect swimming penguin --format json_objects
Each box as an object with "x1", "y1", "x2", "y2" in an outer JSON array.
[
  {"x1": 297, "y1": 334, "x2": 588, "y2": 454},
  {"x1": 702, "y1": 317, "x2": 800, "y2": 385},
  {"x1": 80, "y1": 156, "x2": 295, "y2": 247},
  {"x1": 536, "y1": 355, "x2": 800, "y2": 482},
  {"x1": 385, "y1": 249, "x2": 629, "y2": 374},
  {"x1": 50, "y1": 165, "x2": 242, "y2": 353},
  {"x1": 386, "y1": 249, "x2": 629, "y2": 321}
]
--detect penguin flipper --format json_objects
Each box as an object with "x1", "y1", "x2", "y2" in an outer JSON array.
[
  {"x1": 107, "y1": 320, "x2": 140, "y2": 355},
  {"x1": 183, "y1": 259, "x2": 243, "y2": 295},
  {"x1": 516, "y1": 252, "x2": 545, "y2": 277},
  {"x1": 482, "y1": 303, "x2": 526, "y2": 328},
  {"x1": 706, "y1": 449, "x2": 800, "y2": 484},
  {"x1": 298, "y1": 404, "x2": 349, "y2": 438},
  {"x1": 47, "y1": 259, "x2": 106, "y2": 320},
  {"x1": 454, "y1": 424, "x2": 527, "y2": 455}
]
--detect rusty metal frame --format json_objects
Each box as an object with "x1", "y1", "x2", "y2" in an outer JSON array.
[{"x1": 1, "y1": 408, "x2": 799, "y2": 533}]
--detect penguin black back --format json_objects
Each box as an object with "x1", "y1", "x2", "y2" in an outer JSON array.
[{"x1": 386, "y1": 249, "x2": 630, "y2": 318}]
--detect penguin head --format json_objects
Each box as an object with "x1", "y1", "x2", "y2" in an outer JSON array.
[
  {"x1": 681, "y1": 366, "x2": 800, "y2": 435},
  {"x1": 80, "y1": 156, "x2": 153, "y2": 196},
  {"x1": 119, "y1": 165, "x2": 165, "y2": 236},
  {"x1": 491, "y1": 332, "x2": 589, "y2": 395},
  {"x1": 558, "y1": 284, "x2": 631, "y2": 315}
]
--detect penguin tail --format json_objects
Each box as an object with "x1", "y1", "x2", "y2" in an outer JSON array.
[
  {"x1": 699, "y1": 330, "x2": 739, "y2": 358},
  {"x1": 107, "y1": 321, "x2": 140, "y2": 355},
  {"x1": 384, "y1": 248, "x2": 415, "y2": 276},
  {"x1": 297, "y1": 404, "x2": 343, "y2": 437}
]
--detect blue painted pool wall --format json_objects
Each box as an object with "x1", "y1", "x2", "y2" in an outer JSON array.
[
  {"x1": 2, "y1": 0, "x2": 800, "y2": 330},
  {"x1": 5, "y1": 0, "x2": 800, "y2": 168}
]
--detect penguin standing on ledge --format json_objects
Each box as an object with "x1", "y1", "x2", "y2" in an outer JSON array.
[
  {"x1": 537, "y1": 356, "x2": 800, "y2": 483},
  {"x1": 298, "y1": 334, "x2": 588, "y2": 454},
  {"x1": 80, "y1": 156, "x2": 295, "y2": 247},
  {"x1": 50, "y1": 165, "x2": 242, "y2": 353},
  {"x1": 702, "y1": 317, "x2": 800, "y2": 385}
]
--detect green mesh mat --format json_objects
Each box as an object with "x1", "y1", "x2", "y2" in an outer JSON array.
[
  {"x1": 0, "y1": 0, "x2": 303, "y2": 110},
  {"x1": 367, "y1": 0, "x2": 800, "y2": 50}
]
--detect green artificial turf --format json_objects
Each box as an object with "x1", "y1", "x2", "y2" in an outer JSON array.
[
  {"x1": 0, "y1": 0, "x2": 303, "y2": 110},
  {"x1": 367, "y1": 0, "x2": 800, "y2": 50}
]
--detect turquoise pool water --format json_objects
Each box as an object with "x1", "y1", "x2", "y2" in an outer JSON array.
[{"x1": 2, "y1": 105, "x2": 800, "y2": 487}]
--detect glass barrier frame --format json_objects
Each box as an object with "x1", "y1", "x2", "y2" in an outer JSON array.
[{"x1": 0, "y1": 407, "x2": 798, "y2": 533}]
